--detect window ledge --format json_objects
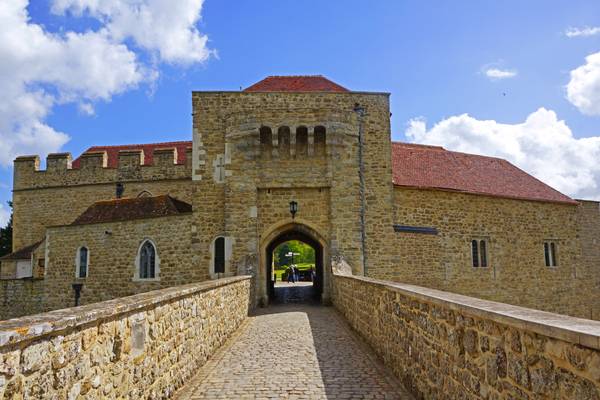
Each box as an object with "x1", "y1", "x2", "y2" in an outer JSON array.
[{"x1": 132, "y1": 277, "x2": 160, "y2": 282}]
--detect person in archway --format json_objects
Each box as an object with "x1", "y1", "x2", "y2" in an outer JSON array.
[
  {"x1": 287, "y1": 266, "x2": 294, "y2": 283},
  {"x1": 309, "y1": 267, "x2": 316, "y2": 283}
]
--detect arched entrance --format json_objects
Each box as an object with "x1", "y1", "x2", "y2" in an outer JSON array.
[{"x1": 260, "y1": 222, "x2": 328, "y2": 305}]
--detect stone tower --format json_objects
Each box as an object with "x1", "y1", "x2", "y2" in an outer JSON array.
[{"x1": 190, "y1": 76, "x2": 395, "y2": 304}]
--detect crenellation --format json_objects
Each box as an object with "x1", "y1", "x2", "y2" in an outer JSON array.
[
  {"x1": 117, "y1": 149, "x2": 144, "y2": 170},
  {"x1": 46, "y1": 153, "x2": 72, "y2": 172},
  {"x1": 153, "y1": 147, "x2": 178, "y2": 166},
  {"x1": 78, "y1": 150, "x2": 107, "y2": 169}
]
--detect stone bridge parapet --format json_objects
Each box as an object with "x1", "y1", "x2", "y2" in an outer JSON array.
[
  {"x1": 332, "y1": 272, "x2": 600, "y2": 399},
  {"x1": 0, "y1": 276, "x2": 251, "y2": 399}
]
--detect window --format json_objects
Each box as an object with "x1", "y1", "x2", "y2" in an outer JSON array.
[
  {"x1": 16, "y1": 260, "x2": 33, "y2": 279},
  {"x1": 296, "y1": 126, "x2": 308, "y2": 157},
  {"x1": 136, "y1": 240, "x2": 158, "y2": 279},
  {"x1": 278, "y1": 126, "x2": 290, "y2": 158},
  {"x1": 259, "y1": 126, "x2": 272, "y2": 159},
  {"x1": 314, "y1": 126, "x2": 326, "y2": 156},
  {"x1": 471, "y1": 239, "x2": 489, "y2": 268},
  {"x1": 214, "y1": 237, "x2": 225, "y2": 274},
  {"x1": 544, "y1": 241, "x2": 558, "y2": 267},
  {"x1": 137, "y1": 190, "x2": 153, "y2": 198},
  {"x1": 76, "y1": 246, "x2": 89, "y2": 278}
]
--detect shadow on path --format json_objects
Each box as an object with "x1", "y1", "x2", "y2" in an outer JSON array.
[{"x1": 272, "y1": 282, "x2": 319, "y2": 305}]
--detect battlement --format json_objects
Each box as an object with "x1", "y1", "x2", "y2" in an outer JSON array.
[{"x1": 13, "y1": 147, "x2": 192, "y2": 191}]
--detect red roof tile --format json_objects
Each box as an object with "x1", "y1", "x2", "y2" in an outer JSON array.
[
  {"x1": 72, "y1": 141, "x2": 192, "y2": 169},
  {"x1": 72, "y1": 195, "x2": 192, "y2": 225},
  {"x1": 0, "y1": 240, "x2": 43, "y2": 261},
  {"x1": 392, "y1": 142, "x2": 577, "y2": 204},
  {"x1": 244, "y1": 76, "x2": 349, "y2": 92}
]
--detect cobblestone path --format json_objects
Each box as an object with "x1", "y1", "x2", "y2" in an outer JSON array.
[{"x1": 175, "y1": 301, "x2": 413, "y2": 399}]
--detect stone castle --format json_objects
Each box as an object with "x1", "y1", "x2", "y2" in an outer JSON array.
[{"x1": 1, "y1": 75, "x2": 599, "y2": 320}]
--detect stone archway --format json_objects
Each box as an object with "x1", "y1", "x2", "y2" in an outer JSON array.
[{"x1": 259, "y1": 221, "x2": 329, "y2": 306}]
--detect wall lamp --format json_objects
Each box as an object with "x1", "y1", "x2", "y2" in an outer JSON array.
[{"x1": 289, "y1": 201, "x2": 298, "y2": 219}]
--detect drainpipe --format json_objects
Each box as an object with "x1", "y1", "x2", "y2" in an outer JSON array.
[{"x1": 353, "y1": 104, "x2": 368, "y2": 276}]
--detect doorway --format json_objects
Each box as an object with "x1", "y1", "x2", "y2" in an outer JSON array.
[{"x1": 265, "y1": 228, "x2": 323, "y2": 304}]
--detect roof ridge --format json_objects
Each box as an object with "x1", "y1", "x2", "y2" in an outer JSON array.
[
  {"x1": 265, "y1": 75, "x2": 325, "y2": 78},
  {"x1": 392, "y1": 141, "x2": 445, "y2": 151},
  {"x1": 86, "y1": 140, "x2": 192, "y2": 150}
]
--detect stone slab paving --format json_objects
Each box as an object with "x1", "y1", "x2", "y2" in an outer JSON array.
[{"x1": 175, "y1": 302, "x2": 413, "y2": 399}]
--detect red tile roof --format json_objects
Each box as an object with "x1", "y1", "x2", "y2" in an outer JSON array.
[
  {"x1": 72, "y1": 195, "x2": 192, "y2": 225},
  {"x1": 244, "y1": 76, "x2": 349, "y2": 92},
  {"x1": 0, "y1": 240, "x2": 43, "y2": 261},
  {"x1": 72, "y1": 141, "x2": 192, "y2": 168},
  {"x1": 392, "y1": 142, "x2": 577, "y2": 204}
]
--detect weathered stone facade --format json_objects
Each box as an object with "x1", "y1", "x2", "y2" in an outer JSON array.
[
  {"x1": 0, "y1": 276, "x2": 250, "y2": 399},
  {"x1": 387, "y1": 187, "x2": 599, "y2": 319},
  {"x1": 1, "y1": 77, "x2": 598, "y2": 322},
  {"x1": 190, "y1": 90, "x2": 394, "y2": 305},
  {"x1": 12, "y1": 149, "x2": 192, "y2": 250},
  {"x1": 332, "y1": 272, "x2": 600, "y2": 399},
  {"x1": 43, "y1": 213, "x2": 194, "y2": 312}
]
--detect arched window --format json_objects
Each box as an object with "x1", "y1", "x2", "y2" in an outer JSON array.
[
  {"x1": 259, "y1": 126, "x2": 272, "y2": 159},
  {"x1": 471, "y1": 239, "x2": 489, "y2": 268},
  {"x1": 296, "y1": 126, "x2": 308, "y2": 157},
  {"x1": 314, "y1": 126, "x2": 326, "y2": 156},
  {"x1": 76, "y1": 246, "x2": 89, "y2": 278},
  {"x1": 137, "y1": 190, "x2": 153, "y2": 198},
  {"x1": 278, "y1": 126, "x2": 291, "y2": 158},
  {"x1": 214, "y1": 237, "x2": 225, "y2": 274},
  {"x1": 137, "y1": 240, "x2": 158, "y2": 279}
]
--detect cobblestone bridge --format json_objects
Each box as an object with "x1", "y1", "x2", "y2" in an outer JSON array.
[
  {"x1": 175, "y1": 284, "x2": 413, "y2": 399},
  {"x1": 2, "y1": 275, "x2": 600, "y2": 399}
]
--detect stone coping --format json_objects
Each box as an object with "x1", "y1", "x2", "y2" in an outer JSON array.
[
  {"x1": 334, "y1": 273, "x2": 600, "y2": 350},
  {"x1": 0, "y1": 276, "x2": 251, "y2": 347}
]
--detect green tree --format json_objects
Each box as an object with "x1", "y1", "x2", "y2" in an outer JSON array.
[{"x1": 0, "y1": 201, "x2": 13, "y2": 257}]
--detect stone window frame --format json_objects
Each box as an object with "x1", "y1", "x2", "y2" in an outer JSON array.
[
  {"x1": 543, "y1": 240, "x2": 559, "y2": 268},
  {"x1": 471, "y1": 237, "x2": 490, "y2": 268},
  {"x1": 209, "y1": 235, "x2": 233, "y2": 279},
  {"x1": 75, "y1": 246, "x2": 90, "y2": 279},
  {"x1": 133, "y1": 239, "x2": 161, "y2": 282}
]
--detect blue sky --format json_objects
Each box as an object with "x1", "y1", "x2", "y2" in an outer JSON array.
[{"x1": 1, "y1": 0, "x2": 600, "y2": 224}]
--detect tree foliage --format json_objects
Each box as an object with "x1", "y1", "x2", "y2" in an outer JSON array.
[
  {"x1": 0, "y1": 202, "x2": 12, "y2": 257},
  {"x1": 274, "y1": 240, "x2": 315, "y2": 268}
]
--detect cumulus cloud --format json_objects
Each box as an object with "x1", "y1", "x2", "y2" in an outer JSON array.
[
  {"x1": 565, "y1": 26, "x2": 600, "y2": 38},
  {"x1": 484, "y1": 68, "x2": 517, "y2": 80},
  {"x1": 51, "y1": 0, "x2": 213, "y2": 64},
  {"x1": 0, "y1": 0, "x2": 212, "y2": 167},
  {"x1": 566, "y1": 52, "x2": 600, "y2": 116},
  {"x1": 405, "y1": 108, "x2": 600, "y2": 200},
  {"x1": 0, "y1": 203, "x2": 9, "y2": 228}
]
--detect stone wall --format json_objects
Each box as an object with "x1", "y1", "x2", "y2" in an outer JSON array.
[
  {"x1": 191, "y1": 90, "x2": 395, "y2": 305},
  {"x1": 578, "y1": 200, "x2": 600, "y2": 319},
  {"x1": 12, "y1": 149, "x2": 192, "y2": 250},
  {"x1": 0, "y1": 280, "x2": 45, "y2": 321},
  {"x1": 388, "y1": 187, "x2": 596, "y2": 319},
  {"x1": 44, "y1": 214, "x2": 196, "y2": 313},
  {"x1": 0, "y1": 276, "x2": 251, "y2": 399},
  {"x1": 332, "y1": 273, "x2": 600, "y2": 400}
]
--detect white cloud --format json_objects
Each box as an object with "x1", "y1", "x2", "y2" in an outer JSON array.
[
  {"x1": 565, "y1": 26, "x2": 600, "y2": 38},
  {"x1": 0, "y1": 203, "x2": 9, "y2": 228},
  {"x1": 484, "y1": 68, "x2": 517, "y2": 80},
  {"x1": 78, "y1": 103, "x2": 95, "y2": 116},
  {"x1": 0, "y1": 0, "x2": 212, "y2": 167},
  {"x1": 566, "y1": 52, "x2": 600, "y2": 116},
  {"x1": 405, "y1": 108, "x2": 600, "y2": 200},
  {"x1": 51, "y1": 0, "x2": 214, "y2": 65}
]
